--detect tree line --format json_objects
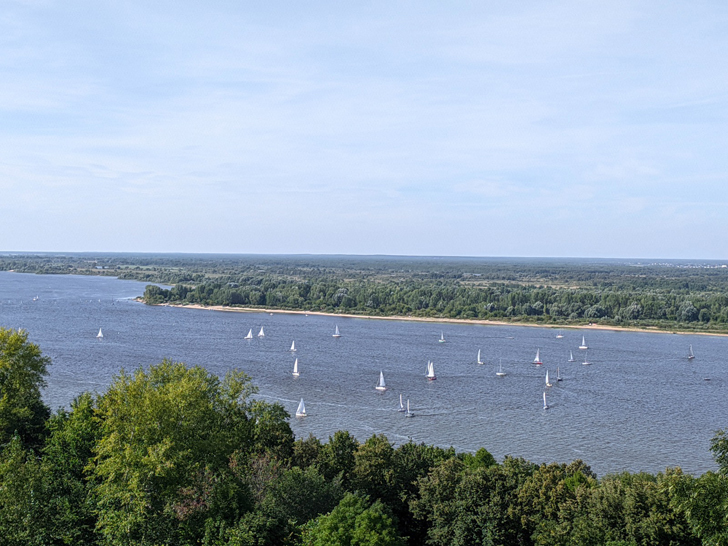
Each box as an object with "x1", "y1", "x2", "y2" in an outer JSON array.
[{"x1": 1, "y1": 327, "x2": 728, "y2": 545}]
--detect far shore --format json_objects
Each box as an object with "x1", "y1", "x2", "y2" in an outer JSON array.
[{"x1": 137, "y1": 299, "x2": 728, "y2": 337}]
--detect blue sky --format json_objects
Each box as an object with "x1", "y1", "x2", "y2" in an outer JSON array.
[{"x1": 2, "y1": 1, "x2": 727, "y2": 259}]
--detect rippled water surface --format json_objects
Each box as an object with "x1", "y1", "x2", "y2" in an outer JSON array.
[{"x1": 1, "y1": 271, "x2": 725, "y2": 476}]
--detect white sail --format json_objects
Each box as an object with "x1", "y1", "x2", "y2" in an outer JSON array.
[
  {"x1": 582, "y1": 349, "x2": 590, "y2": 365},
  {"x1": 398, "y1": 393, "x2": 405, "y2": 412},
  {"x1": 292, "y1": 358, "x2": 299, "y2": 377},
  {"x1": 426, "y1": 360, "x2": 436, "y2": 380},
  {"x1": 245, "y1": 328, "x2": 253, "y2": 340},
  {"x1": 545, "y1": 370, "x2": 552, "y2": 387},
  {"x1": 295, "y1": 398, "x2": 306, "y2": 417},
  {"x1": 290, "y1": 340, "x2": 296, "y2": 352},
  {"x1": 477, "y1": 349, "x2": 483, "y2": 365},
  {"x1": 534, "y1": 349, "x2": 542, "y2": 364},
  {"x1": 557, "y1": 367, "x2": 562, "y2": 381},
  {"x1": 579, "y1": 336, "x2": 588, "y2": 349},
  {"x1": 405, "y1": 399, "x2": 414, "y2": 417},
  {"x1": 568, "y1": 350, "x2": 575, "y2": 362},
  {"x1": 333, "y1": 325, "x2": 341, "y2": 337},
  {"x1": 258, "y1": 327, "x2": 265, "y2": 337},
  {"x1": 376, "y1": 371, "x2": 387, "y2": 391},
  {"x1": 439, "y1": 331, "x2": 445, "y2": 343},
  {"x1": 543, "y1": 392, "x2": 549, "y2": 410},
  {"x1": 688, "y1": 345, "x2": 695, "y2": 360},
  {"x1": 496, "y1": 359, "x2": 506, "y2": 376},
  {"x1": 96, "y1": 328, "x2": 103, "y2": 339}
]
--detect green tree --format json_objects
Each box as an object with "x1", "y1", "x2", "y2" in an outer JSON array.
[
  {"x1": 0, "y1": 327, "x2": 51, "y2": 450},
  {"x1": 319, "y1": 430, "x2": 359, "y2": 486},
  {"x1": 92, "y1": 360, "x2": 257, "y2": 546}
]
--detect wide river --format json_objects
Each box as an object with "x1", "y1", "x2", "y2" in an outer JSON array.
[{"x1": 1, "y1": 271, "x2": 725, "y2": 476}]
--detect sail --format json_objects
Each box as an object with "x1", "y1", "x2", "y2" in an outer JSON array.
[
  {"x1": 688, "y1": 345, "x2": 695, "y2": 359},
  {"x1": 376, "y1": 371, "x2": 387, "y2": 390},
  {"x1": 439, "y1": 332, "x2": 445, "y2": 342},
  {"x1": 296, "y1": 398, "x2": 306, "y2": 417},
  {"x1": 477, "y1": 349, "x2": 482, "y2": 364},
  {"x1": 97, "y1": 328, "x2": 103, "y2": 338},
  {"x1": 290, "y1": 340, "x2": 296, "y2": 351},
  {"x1": 258, "y1": 327, "x2": 265, "y2": 337},
  {"x1": 399, "y1": 394, "x2": 405, "y2": 411},
  {"x1": 333, "y1": 325, "x2": 341, "y2": 337},
  {"x1": 245, "y1": 329, "x2": 253, "y2": 339},
  {"x1": 569, "y1": 350, "x2": 574, "y2": 361},
  {"x1": 426, "y1": 361, "x2": 436, "y2": 379},
  {"x1": 579, "y1": 336, "x2": 588, "y2": 349},
  {"x1": 545, "y1": 370, "x2": 550, "y2": 385},
  {"x1": 543, "y1": 392, "x2": 549, "y2": 409},
  {"x1": 292, "y1": 358, "x2": 299, "y2": 376}
]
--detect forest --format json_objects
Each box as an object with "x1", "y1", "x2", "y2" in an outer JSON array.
[
  {"x1": 3, "y1": 252, "x2": 728, "y2": 332},
  {"x1": 1, "y1": 327, "x2": 727, "y2": 546}
]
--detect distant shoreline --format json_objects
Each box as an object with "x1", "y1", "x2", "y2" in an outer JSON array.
[{"x1": 138, "y1": 300, "x2": 728, "y2": 337}]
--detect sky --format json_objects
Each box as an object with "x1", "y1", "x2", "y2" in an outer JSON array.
[{"x1": 1, "y1": 1, "x2": 728, "y2": 259}]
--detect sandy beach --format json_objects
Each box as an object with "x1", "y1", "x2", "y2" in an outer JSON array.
[{"x1": 139, "y1": 300, "x2": 728, "y2": 337}]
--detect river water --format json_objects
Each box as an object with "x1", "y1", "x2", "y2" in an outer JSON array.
[{"x1": 0, "y1": 271, "x2": 724, "y2": 476}]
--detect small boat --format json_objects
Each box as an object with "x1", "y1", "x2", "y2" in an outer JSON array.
[
  {"x1": 545, "y1": 370, "x2": 552, "y2": 388},
  {"x1": 568, "y1": 350, "x2": 575, "y2": 362},
  {"x1": 333, "y1": 325, "x2": 341, "y2": 338},
  {"x1": 398, "y1": 394, "x2": 406, "y2": 412},
  {"x1": 292, "y1": 358, "x2": 299, "y2": 377},
  {"x1": 543, "y1": 391, "x2": 549, "y2": 410},
  {"x1": 405, "y1": 399, "x2": 414, "y2": 418},
  {"x1": 556, "y1": 330, "x2": 564, "y2": 339},
  {"x1": 496, "y1": 359, "x2": 506, "y2": 377},
  {"x1": 439, "y1": 332, "x2": 446, "y2": 343},
  {"x1": 687, "y1": 345, "x2": 695, "y2": 360},
  {"x1": 244, "y1": 328, "x2": 253, "y2": 340},
  {"x1": 376, "y1": 371, "x2": 387, "y2": 391},
  {"x1": 258, "y1": 327, "x2": 265, "y2": 338},
  {"x1": 579, "y1": 336, "x2": 588, "y2": 350},
  {"x1": 96, "y1": 328, "x2": 103, "y2": 339},
  {"x1": 477, "y1": 349, "x2": 484, "y2": 365},
  {"x1": 295, "y1": 398, "x2": 306, "y2": 417},
  {"x1": 557, "y1": 367, "x2": 562, "y2": 381},
  {"x1": 290, "y1": 340, "x2": 296, "y2": 352},
  {"x1": 426, "y1": 360, "x2": 437, "y2": 380},
  {"x1": 533, "y1": 348, "x2": 542, "y2": 366},
  {"x1": 582, "y1": 349, "x2": 590, "y2": 366}
]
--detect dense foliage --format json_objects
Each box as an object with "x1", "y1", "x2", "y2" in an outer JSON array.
[
  {"x1": 4, "y1": 253, "x2": 728, "y2": 331},
  {"x1": 0, "y1": 330, "x2": 727, "y2": 544}
]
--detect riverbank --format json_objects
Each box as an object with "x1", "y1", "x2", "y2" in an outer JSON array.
[{"x1": 139, "y1": 300, "x2": 728, "y2": 337}]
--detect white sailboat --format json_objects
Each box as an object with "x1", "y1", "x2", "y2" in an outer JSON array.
[
  {"x1": 96, "y1": 328, "x2": 103, "y2": 339},
  {"x1": 426, "y1": 360, "x2": 437, "y2": 380},
  {"x1": 477, "y1": 349, "x2": 484, "y2": 365},
  {"x1": 376, "y1": 371, "x2": 387, "y2": 391},
  {"x1": 244, "y1": 328, "x2": 253, "y2": 340},
  {"x1": 533, "y1": 348, "x2": 542, "y2": 366},
  {"x1": 557, "y1": 367, "x2": 562, "y2": 381},
  {"x1": 579, "y1": 336, "x2": 588, "y2": 349},
  {"x1": 556, "y1": 330, "x2": 564, "y2": 339},
  {"x1": 292, "y1": 358, "x2": 300, "y2": 377},
  {"x1": 398, "y1": 394, "x2": 406, "y2": 412},
  {"x1": 439, "y1": 332, "x2": 446, "y2": 343},
  {"x1": 496, "y1": 359, "x2": 506, "y2": 377},
  {"x1": 545, "y1": 370, "x2": 552, "y2": 388},
  {"x1": 333, "y1": 325, "x2": 341, "y2": 338},
  {"x1": 295, "y1": 398, "x2": 306, "y2": 417},
  {"x1": 582, "y1": 349, "x2": 590, "y2": 365},
  {"x1": 290, "y1": 340, "x2": 296, "y2": 352},
  {"x1": 688, "y1": 345, "x2": 695, "y2": 360},
  {"x1": 568, "y1": 350, "x2": 575, "y2": 362},
  {"x1": 258, "y1": 327, "x2": 265, "y2": 338},
  {"x1": 543, "y1": 391, "x2": 549, "y2": 410},
  {"x1": 405, "y1": 399, "x2": 414, "y2": 417}
]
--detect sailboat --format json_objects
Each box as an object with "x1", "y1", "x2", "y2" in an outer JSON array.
[
  {"x1": 376, "y1": 371, "x2": 387, "y2": 391},
  {"x1": 545, "y1": 370, "x2": 552, "y2": 388},
  {"x1": 688, "y1": 345, "x2": 695, "y2": 360},
  {"x1": 533, "y1": 349, "x2": 542, "y2": 366},
  {"x1": 405, "y1": 399, "x2": 414, "y2": 418},
  {"x1": 426, "y1": 360, "x2": 437, "y2": 380},
  {"x1": 579, "y1": 336, "x2": 588, "y2": 350},
  {"x1": 290, "y1": 340, "x2": 296, "y2": 352},
  {"x1": 96, "y1": 328, "x2": 103, "y2": 339},
  {"x1": 292, "y1": 358, "x2": 300, "y2": 377},
  {"x1": 477, "y1": 349, "x2": 484, "y2": 365},
  {"x1": 557, "y1": 367, "x2": 562, "y2": 381},
  {"x1": 582, "y1": 349, "x2": 590, "y2": 366},
  {"x1": 439, "y1": 332, "x2": 446, "y2": 343},
  {"x1": 556, "y1": 330, "x2": 564, "y2": 339},
  {"x1": 568, "y1": 350, "x2": 575, "y2": 362},
  {"x1": 496, "y1": 359, "x2": 506, "y2": 376},
  {"x1": 295, "y1": 398, "x2": 306, "y2": 417},
  {"x1": 258, "y1": 327, "x2": 265, "y2": 338},
  {"x1": 543, "y1": 392, "x2": 549, "y2": 410},
  {"x1": 244, "y1": 328, "x2": 253, "y2": 340},
  {"x1": 333, "y1": 325, "x2": 341, "y2": 338},
  {"x1": 398, "y1": 394, "x2": 406, "y2": 412}
]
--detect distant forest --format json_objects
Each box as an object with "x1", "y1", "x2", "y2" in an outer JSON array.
[{"x1": 3, "y1": 253, "x2": 728, "y2": 332}]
